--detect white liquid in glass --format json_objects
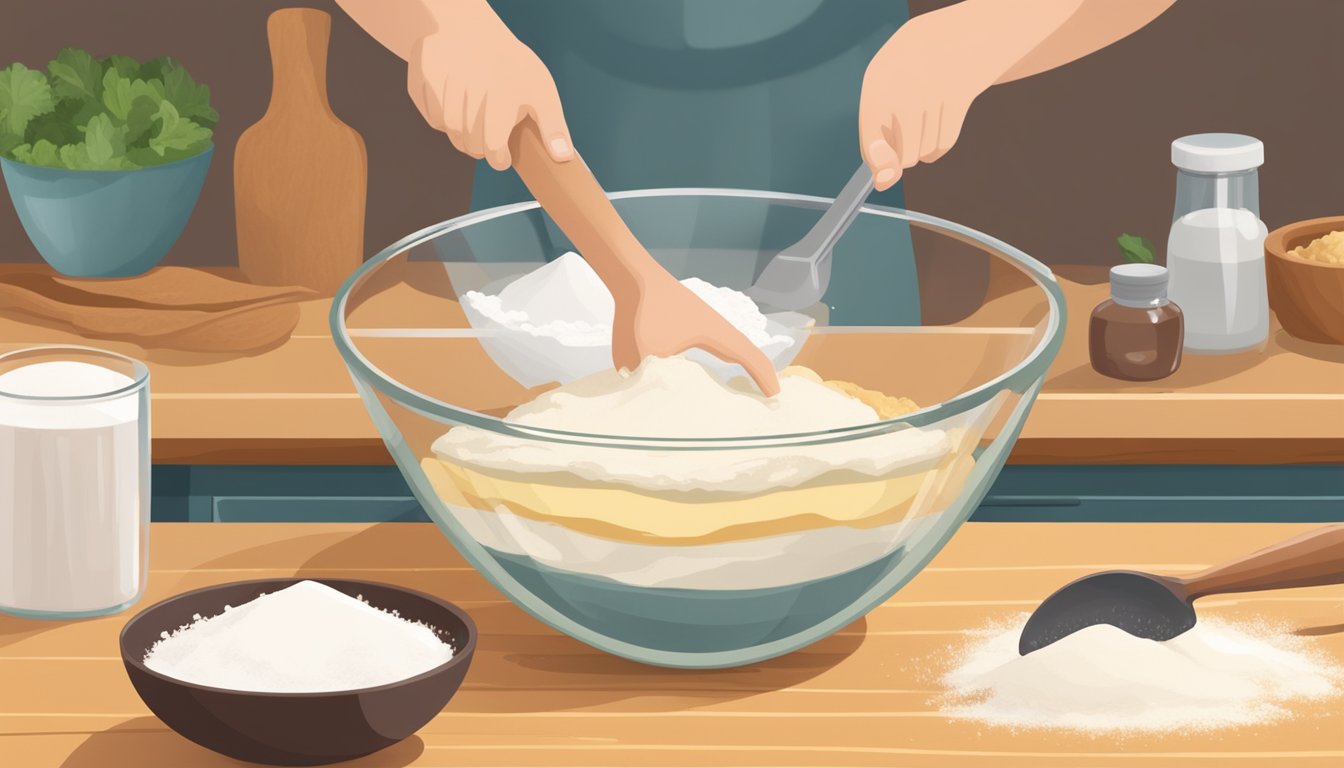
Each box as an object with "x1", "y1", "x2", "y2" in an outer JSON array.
[{"x1": 0, "y1": 361, "x2": 143, "y2": 614}]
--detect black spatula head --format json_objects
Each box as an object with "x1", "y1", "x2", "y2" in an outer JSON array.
[{"x1": 1018, "y1": 570, "x2": 1196, "y2": 655}]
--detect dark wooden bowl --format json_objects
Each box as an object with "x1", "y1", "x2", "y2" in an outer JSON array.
[
  {"x1": 119, "y1": 578, "x2": 476, "y2": 766},
  {"x1": 1265, "y1": 216, "x2": 1344, "y2": 344}
]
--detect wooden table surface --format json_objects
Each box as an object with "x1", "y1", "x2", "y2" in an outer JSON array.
[
  {"x1": 2, "y1": 522, "x2": 1342, "y2": 767},
  {"x1": 0, "y1": 266, "x2": 1341, "y2": 465}
]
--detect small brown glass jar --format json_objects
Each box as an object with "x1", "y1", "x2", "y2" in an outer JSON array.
[{"x1": 1089, "y1": 264, "x2": 1184, "y2": 381}]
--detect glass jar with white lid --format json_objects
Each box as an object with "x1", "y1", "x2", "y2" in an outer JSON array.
[{"x1": 1166, "y1": 133, "x2": 1269, "y2": 354}]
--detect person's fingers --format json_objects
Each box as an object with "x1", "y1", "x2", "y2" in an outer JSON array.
[
  {"x1": 482, "y1": 96, "x2": 516, "y2": 171},
  {"x1": 691, "y1": 330, "x2": 781, "y2": 398},
  {"x1": 869, "y1": 138, "x2": 902, "y2": 191},
  {"x1": 610, "y1": 326, "x2": 641, "y2": 373},
  {"x1": 926, "y1": 102, "x2": 967, "y2": 162},
  {"x1": 435, "y1": 80, "x2": 470, "y2": 155},
  {"x1": 407, "y1": 68, "x2": 436, "y2": 129},
  {"x1": 890, "y1": 111, "x2": 923, "y2": 170},
  {"x1": 859, "y1": 99, "x2": 902, "y2": 191},
  {"x1": 526, "y1": 86, "x2": 575, "y2": 162},
  {"x1": 461, "y1": 89, "x2": 487, "y2": 159},
  {"x1": 742, "y1": 351, "x2": 782, "y2": 398},
  {"x1": 918, "y1": 107, "x2": 940, "y2": 162},
  {"x1": 413, "y1": 67, "x2": 446, "y2": 133}
]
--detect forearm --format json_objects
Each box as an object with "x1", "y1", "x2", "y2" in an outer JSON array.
[
  {"x1": 340, "y1": 2, "x2": 651, "y2": 295},
  {"x1": 335, "y1": 0, "x2": 505, "y2": 61},
  {"x1": 509, "y1": 123, "x2": 661, "y2": 299},
  {"x1": 907, "y1": 0, "x2": 1174, "y2": 87},
  {"x1": 996, "y1": 0, "x2": 1176, "y2": 83}
]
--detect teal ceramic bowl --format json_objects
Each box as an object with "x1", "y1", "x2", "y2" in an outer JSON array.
[
  {"x1": 0, "y1": 145, "x2": 212, "y2": 278},
  {"x1": 332, "y1": 189, "x2": 1066, "y2": 668}
]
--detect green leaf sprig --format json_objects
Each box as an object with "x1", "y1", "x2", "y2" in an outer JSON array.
[
  {"x1": 0, "y1": 48, "x2": 215, "y2": 171},
  {"x1": 1116, "y1": 233, "x2": 1156, "y2": 264}
]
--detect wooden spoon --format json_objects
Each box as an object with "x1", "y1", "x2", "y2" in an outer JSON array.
[
  {"x1": 1018, "y1": 524, "x2": 1344, "y2": 655},
  {"x1": 507, "y1": 121, "x2": 652, "y2": 293}
]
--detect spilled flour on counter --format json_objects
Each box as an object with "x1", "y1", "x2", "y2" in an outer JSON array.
[
  {"x1": 938, "y1": 615, "x2": 1342, "y2": 734},
  {"x1": 144, "y1": 580, "x2": 454, "y2": 693}
]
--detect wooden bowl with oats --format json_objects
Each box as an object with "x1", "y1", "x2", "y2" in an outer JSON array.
[{"x1": 1265, "y1": 216, "x2": 1344, "y2": 344}]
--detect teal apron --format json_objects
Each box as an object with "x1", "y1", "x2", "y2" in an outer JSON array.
[{"x1": 476, "y1": 0, "x2": 916, "y2": 325}]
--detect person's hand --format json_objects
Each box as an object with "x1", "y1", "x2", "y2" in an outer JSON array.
[
  {"x1": 859, "y1": 16, "x2": 998, "y2": 191},
  {"x1": 408, "y1": 19, "x2": 573, "y2": 170},
  {"x1": 612, "y1": 272, "x2": 781, "y2": 397}
]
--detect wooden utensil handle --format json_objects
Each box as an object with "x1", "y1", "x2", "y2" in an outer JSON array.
[
  {"x1": 1183, "y1": 524, "x2": 1344, "y2": 599},
  {"x1": 508, "y1": 121, "x2": 657, "y2": 297},
  {"x1": 266, "y1": 8, "x2": 331, "y2": 108}
]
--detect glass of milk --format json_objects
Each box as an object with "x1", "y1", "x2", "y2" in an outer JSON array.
[
  {"x1": 1166, "y1": 134, "x2": 1269, "y2": 354},
  {"x1": 0, "y1": 346, "x2": 150, "y2": 618}
]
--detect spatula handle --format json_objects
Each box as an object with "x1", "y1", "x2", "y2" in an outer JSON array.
[
  {"x1": 801, "y1": 165, "x2": 874, "y2": 259},
  {"x1": 1183, "y1": 524, "x2": 1344, "y2": 599}
]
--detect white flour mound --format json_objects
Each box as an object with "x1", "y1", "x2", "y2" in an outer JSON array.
[
  {"x1": 459, "y1": 251, "x2": 804, "y2": 387},
  {"x1": 463, "y1": 251, "x2": 791, "y2": 349},
  {"x1": 144, "y1": 580, "x2": 454, "y2": 693},
  {"x1": 433, "y1": 356, "x2": 948, "y2": 494},
  {"x1": 940, "y1": 616, "x2": 1342, "y2": 733}
]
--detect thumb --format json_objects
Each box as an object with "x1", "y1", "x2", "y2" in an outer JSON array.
[
  {"x1": 859, "y1": 111, "x2": 902, "y2": 191},
  {"x1": 527, "y1": 90, "x2": 575, "y2": 163}
]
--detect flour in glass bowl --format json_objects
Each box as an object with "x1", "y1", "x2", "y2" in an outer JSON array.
[
  {"x1": 459, "y1": 252, "x2": 802, "y2": 387},
  {"x1": 937, "y1": 615, "x2": 1343, "y2": 734},
  {"x1": 433, "y1": 355, "x2": 948, "y2": 494},
  {"x1": 463, "y1": 251, "x2": 789, "y2": 348}
]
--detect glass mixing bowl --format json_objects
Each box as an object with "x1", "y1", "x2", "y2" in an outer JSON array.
[{"x1": 332, "y1": 189, "x2": 1065, "y2": 668}]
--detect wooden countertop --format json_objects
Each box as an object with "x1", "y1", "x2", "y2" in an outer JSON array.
[
  {"x1": 1027, "y1": 267, "x2": 1344, "y2": 464},
  {"x1": 2, "y1": 522, "x2": 1342, "y2": 766},
  {"x1": 0, "y1": 266, "x2": 1339, "y2": 465}
]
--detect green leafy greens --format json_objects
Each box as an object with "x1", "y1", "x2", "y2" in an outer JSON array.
[
  {"x1": 0, "y1": 48, "x2": 214, "y2": 170},
  {"x1": 1116, "y1": 233, "x2": 1156, "y2": 264}
]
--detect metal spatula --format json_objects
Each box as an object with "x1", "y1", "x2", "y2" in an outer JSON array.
[
  {"x1": 1018, "y1": 524, "x2": 1344, "y2": 655},
  {"x1": 747, "y1": 165, "x2": 874, "y2": 311}
]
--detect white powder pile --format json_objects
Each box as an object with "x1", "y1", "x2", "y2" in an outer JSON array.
[
  {"x1": 459, "y1": 252, "x2": 803, "y2": 387},
  {"x1": 464, "y1": 251, "x2": 791, "y2": 349},
  {"x1": 433, "y1": 356, "x2": 948, "y2": 493},
  {"x1": 144, "y1": 581, "x2": 455, "y2": 693},
  {"x1": 939, "y1": 615, "x2": 1342, "y2": 733}
]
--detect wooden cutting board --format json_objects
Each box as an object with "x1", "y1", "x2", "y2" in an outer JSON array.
[{"x1": 234, "y1": 7, "x2": 367, "y2": 296}]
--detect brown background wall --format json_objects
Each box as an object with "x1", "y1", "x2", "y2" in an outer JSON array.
[
  {"x1": 904, "y1": 0, "x2": 1344, "y2": 266},
  {"x1": 1, "y1": 0, "x2": 1341, "y2": 268}
]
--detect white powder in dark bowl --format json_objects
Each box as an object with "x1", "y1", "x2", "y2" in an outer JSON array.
[{"x1": 143, "y1": 580, "x2": 455, "y2": 693}]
